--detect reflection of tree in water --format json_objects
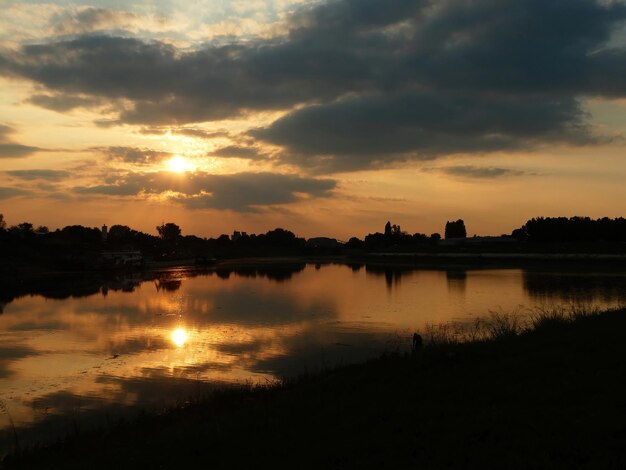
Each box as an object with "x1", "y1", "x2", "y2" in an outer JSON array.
[
  {"x1": 365, "y1": 265, "x2": 414, "y2": 290},
  {"x1": 0, "y1": 275, "x2": 103, "y2": 305},
  {"x1": 154, "y1": 279, "x2": 183, "y2": 292},
  {"x1": 214, "y1": 264, "x2": 306, "y2": 283},
  {"x1": 446, "y1": 270, "x2": 467, "y2": 293},
  {"x1": 0, "y1": 271, "x2": 175, "y2": 307},
  {"x1": 153, "y1": 271, "x2": 187, "y2": 293},
  {"x1": 346, "y1": 263, "x2": 364, "y2": 272},
  {"x1": 523, "y1": 270, "x2": 626, "y2": 303}
]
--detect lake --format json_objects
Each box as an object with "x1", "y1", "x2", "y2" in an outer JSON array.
[{"x1": 1, "y1": 262, "x2": 626, "y2": 449}]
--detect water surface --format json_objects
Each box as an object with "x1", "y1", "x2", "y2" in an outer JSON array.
[{"x1": 1, "y1": 262, "x2": 625, "y2": 448}]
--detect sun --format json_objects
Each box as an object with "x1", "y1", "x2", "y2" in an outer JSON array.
[{"x1": 166, "y1": 155, "x2": 194, "y2": 173}]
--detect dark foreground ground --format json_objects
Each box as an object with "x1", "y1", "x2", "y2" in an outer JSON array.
[{"x1": 4, "y1": 308, "x2": 626, "y2": 469}]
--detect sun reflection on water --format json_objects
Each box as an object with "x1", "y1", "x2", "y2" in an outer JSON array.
[{"x1": 171, "y1": 327, "x2": 188, "y2": 347}]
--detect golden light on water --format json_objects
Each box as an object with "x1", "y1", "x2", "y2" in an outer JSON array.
[
  {"x1": 166, "y1": 155, "x2": 194, "y2": 173},
  {"x1": 171, "y1": 327, "x2": 188, "y2": 347}
]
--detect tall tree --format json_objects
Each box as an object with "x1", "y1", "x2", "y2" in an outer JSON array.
[
  {"x1": 445, "y1": 220, "x2": 467, "y2": 239},
  {"x1": 384, "y1": 221, "x2": 392, "y2": 237},
  {"x1": 156, "y1": 222, "x2": 182, "y2": 241}
]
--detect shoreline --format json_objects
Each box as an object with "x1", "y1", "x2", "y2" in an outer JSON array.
[
  {"x1": 2, "y1": 250, "x2": 625, "y2": 281},
  {"x1": 4, "y1": 306, "x2": 626, "y2": 469}
]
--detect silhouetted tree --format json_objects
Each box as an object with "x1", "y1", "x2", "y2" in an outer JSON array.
[
  {"x1": 384, "y1": 221, "x2": 392, "y2": 237},
  {"x1": 0, "y1": 214, "x2": 6, "y2": 231},
  {"x1": 345, "y1": 237, "x2": 365, "y2": 249},
  {"x1": 430, "y1": 233, "x2": 441, "y2": 242},
  {"x1": 157, "y1": 222, "x2": 181, "y2": 241},
  {"x1": 518, "y1": 216, "x2": 626, "y2": 243},
  {"x1": 57, "y1": 225, "x2": 102, "y2": 244},
  {"x1": 445, "y1": 220, "x2": 467, "y2": 239},
  {"x1": 265, "y1": 228, "x2": 300, "y2": 247},
  {"x1": 511, "y1": 228, "x2": 527, "y2": 241},
  {"x1": 109, "y1": 225, "x2": 133, "y2": 239},
  {"x1": 364, "y1": 232, "x2": 386, "y2": 249},
  {"x1": 411, "y1": 233, "x2": 429, "y2": 244},
  {"x1": 216, "y1": 234, "x2": 231, "y2": 246},
  {"x1": 107, "y1": 225, "x2": 136, "y2": 248},
  {"x1": 9, "y1": 222, "x2": 34, "y2": 238}
]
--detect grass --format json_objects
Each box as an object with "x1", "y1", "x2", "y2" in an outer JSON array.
[{"x1": 4, "y1": 306, "x2": 626, "y2": 469}]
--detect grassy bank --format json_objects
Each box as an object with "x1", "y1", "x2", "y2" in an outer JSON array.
[{"x1": 4, "y1": 307, "x2": 626, "y2": 469}]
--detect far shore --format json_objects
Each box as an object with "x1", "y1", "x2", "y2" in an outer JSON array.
[{"x1": 2, "y1": 250, "x2": 626, "y2": 281}]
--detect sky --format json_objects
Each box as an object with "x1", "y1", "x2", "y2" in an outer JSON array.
[{"x1": 1, "y1": 0, "x2": 626, "y2": 239}]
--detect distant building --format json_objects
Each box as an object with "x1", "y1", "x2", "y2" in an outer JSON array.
[
  {"x1": 101, "y1": 224, "x2": 108, "y2": 241},
  {"x1": 232, "y1": 230, "x2": 247, "y2": 241},
  {"x1": 100, "y1": 251, "x2": 143, "y2": 267}
]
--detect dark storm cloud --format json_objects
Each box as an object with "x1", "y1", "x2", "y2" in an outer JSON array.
[
  {"x1": 252, "y1": 91, "x2": 591, "y2": 172},
  {"x1": 94, "y1": 146, "x2": 172, "y2": 165},
  {"x1": 73, "y1": 171, "x2": 336, "y2": 211},
  {"x1": 6, "y1": 169, "x2": 70, "y2": 181},
  {"x1": 2, "y1": 0, "x2": 626, "y2": 171}
]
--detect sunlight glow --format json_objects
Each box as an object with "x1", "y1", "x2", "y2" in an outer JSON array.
[
  {"x1": 171, "y1": 327, "x2": 188, "y2": 347},
  {"x1": 166, "y1": 155, "x2": 194, "y2": 173}
]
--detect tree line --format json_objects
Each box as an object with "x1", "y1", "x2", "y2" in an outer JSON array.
[
  {"x1": 1, "y1": 214, "x2": 625, "y2": 273},
  {"x1": 512, "y1": 216, "x2": 626, "y2": 243}
]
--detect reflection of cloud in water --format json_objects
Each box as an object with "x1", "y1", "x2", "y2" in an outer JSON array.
[
  {"x1": 200, "y1": 289, "x2": 335, "y2": 326},
  {"x1": 8, "y1": 375, "x2": 224, "y2": 449},
  {"x1": 107, "y1": 335, "x2": 170, "y2": 356},
  {"x1": 249, "y1": 325, "x2": 399, "y2": 377},
  {"x1": 0, "y1": 345, "x2": 40, "y2": 378}
]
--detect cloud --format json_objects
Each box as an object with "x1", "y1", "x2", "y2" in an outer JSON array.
[
  {"x1": 6, "y1": 169, "x2": 70, "y2": 181},
  {"x1": 2, "y1": 0, "x2": 626, "y2": 171},
  {"x1": 211, "y1": 145, "x2": 265, "y2": 159},
  {"x1": 51, "y1": 7, "x2": 140, "y2": 36},
  {"x1": 94, "y1": 146, "x2": 172, "y2": 165},
  {"x1": 0, "y1": 124, "x2": 42, "y2": 158},
  {"x1": 139, "y1": 127, "x2": 230, "y2": 140},
  {"x1": 0, "y1": 345, "x2": 39, "y2": 378},
  {"x1": 428, "y1": 166, "x2": 530, "y2": 179},
  {"x1": 28, "y1": 93, "x2": 103, "y2": 112},
  {"x1": 0, "y1": 123, "x2": 13, "y2": 140},
  {"x1": 73, "y1": 171, "x2": 336, "y2": 211},
  {"x1": 0, "y1": 143, "x2": 41, "y2": 159},
  {"x1": 252, "y1": 91, "x2": 594, "y2": 172}
]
